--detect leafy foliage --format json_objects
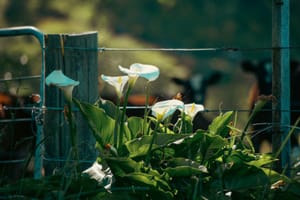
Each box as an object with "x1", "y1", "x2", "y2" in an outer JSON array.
[
  {"x1": 69, "y1": 99, "x2": 300, "y2": 199},
  {"x1": 1, "y1": 97, "x2": 300, "y2": 199}
]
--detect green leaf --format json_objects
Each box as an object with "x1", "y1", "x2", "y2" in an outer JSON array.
[
  {"x1": 208, "y1": 111, "x2": 233, "y2": 137},
  {"x1": 105, "y1": 157, "x2": 143, "y2": 177},
  {"x1": 247, "y1": 153, "x2": 277, "y2": 167},
  {"x1": 171, "y1": 131, "x2": 228, "y2": 162},
  {"x1": 225, "y1": 149, "x2": 256, "y2": 164},
  {"x1": 73, "y1": 98, "x2": 115, "y2": 147},
  {"x1": 261, "y1": 167, "x2": 290, "y2": 184},
  {"x1": 164, "y1": 157, "x2": 207, "y2": 177},
  {"x1": 95, "y1": 97, "x2": 119, "y2": 119},
  {"x1": 125, "y1": 133, "x2": 189, "y2": 158},
  {"x1": 127, "y1": 116, "x2": 149, "y2": 139},
  {"x1": 122, "y1": 172, "x2": 174, "y2": 199},
  {"x1": 165, "y1": 166, "x2": 207, "y2": 177},
  {"x1": 223, "y1": 163, "x2": 270, "y2": 191}
]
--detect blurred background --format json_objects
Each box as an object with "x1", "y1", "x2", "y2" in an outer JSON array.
[{"x1": 0, "y1": 0, "x2": 299, "y2": 128}]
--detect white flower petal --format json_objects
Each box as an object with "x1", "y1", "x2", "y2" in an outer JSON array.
[
  {"x1": 184, "y1": 103, "x2": 205, "y2": 119},
  {"x1": 151, "y1": 99, "x2": 184, "y2": 121},
  {"x1": 119, "y1": 63, "x2": 160, "y2": 82},
  {"x1": 101, "y1": 75, "x2": 129, "y2": 98},
  {"x1": 82, "y1": 162, "x2": 114, "y2": 190}
]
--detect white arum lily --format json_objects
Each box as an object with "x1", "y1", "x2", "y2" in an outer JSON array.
[
  {"x1": 101, "y1": 75, "x2": 129, "y2": 98},
  {"x1": 118, "y1": 63, "x2": 160, "y2": 82},
  {"x1": 46, "y1": 70, "x2": 79, "y2": 102},
  {"x1": 151, "y1": 99, "x2": 184, "y2": 121},
  {"x1": 82, "y1": 162, "x2": 114, "y2": 190},
  {"x1": 184, "y1": 103, "x2": 205, "y2": 119}
]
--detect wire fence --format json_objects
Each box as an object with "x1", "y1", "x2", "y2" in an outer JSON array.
[
  {"x1": 1, "y1": 27, "x2": 300, "y2": 180},
  {"x1": 1, "y1": 44, "x2": 300, "y2": 126}
]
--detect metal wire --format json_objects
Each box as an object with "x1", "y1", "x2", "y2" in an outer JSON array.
[
  {"x1": 1, "y1": 105, "x2": 300, "y2": 113},
  {"x1": 0, "y1": 75, "x2": 41, "y2": 82},
  {"x1": 43, "y1": 156, "x2": 94, "y2": 164},
  {"x1": 44, "y1": 45, "x2": 300, "y2": 53}
]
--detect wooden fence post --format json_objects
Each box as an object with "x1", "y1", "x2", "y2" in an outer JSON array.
[
  {"x1": 44, "y1": 32, "x2": 98, "y2": 174},
  {"x1": 272, "y1": 0, "x2": 290, "y2": 173}
]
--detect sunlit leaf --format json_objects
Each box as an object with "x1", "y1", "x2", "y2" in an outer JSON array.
[
  {"x1": 105, "y1": 157, "x2": 143, "y2": 177},
  {"x1": 247, "y1": 153, "x2": 277, "y2": 167},
  {"x1": 125, "y1": 133, "x2": 189, "y2": 158},
  {"x1": 127, "y1": 116, "x2": 150, "y2": 139},
  {"x1": 73, "y1": 98, "x2": 115, "y2": 147},
  {"x1": 208, "y1": 111, "x2": 233, "y2": 137},
  {"x1": 171, "y1": 130, "x2": 228, "y2": 162},
  {"x1": 164, "y1": 166, "x2": 207, "y2": 177}
]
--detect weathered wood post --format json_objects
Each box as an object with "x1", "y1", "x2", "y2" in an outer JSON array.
[
  {"x1": 44, "y1": 32, "x2": 98, "y2": 174},
  {"x1": 272, "y1": 0, "x2": 290, "y2": 173}
]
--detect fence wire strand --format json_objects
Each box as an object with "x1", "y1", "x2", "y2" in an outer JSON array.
[{"x1": 42, "y1": 45, "x2": 300, "y2": 53}]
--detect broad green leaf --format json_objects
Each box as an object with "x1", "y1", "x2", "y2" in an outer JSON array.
[
  {"x1": 171, "y1": 131, "x2": 228, "y2": 162},
  {"x1": 261, "y1": 167, "x2": 290, "y2": 184},
  {"x1": 95, "y1": 97, "x2": 119, "y2": 119},
  {"x1": 164, "y1": 157, "x2": 207, "y2": 177},
  {"x1": 223, "y1": 163, "x2": 270, "y2": 191},
  {"x1": 105, "y1": 157, "x2": 143, "y2": 177},
  {"x1": 164, "y1": 166, "x2": 207, "y2": 177},
  {"x1": 73, "y1": 98, "x2": 115, "y2": 147},
  {"x1": 198, "y1": 133, "x2": 228, "y2": 162},
  {"x1": 127, "y1": 116, "x2": 150, "y2": 139},
  {"x1": 208, "y1": 111, "x2": 233, "y2": 137},
  {"x1": 122, "y1": 172, "x2": 173, "y2": 199},
  {"x1": 247, "y1": 153, "x2": 277, "y2": 167},
  {"x1": 166, "y1": 157, "x2": 201, "y2": 167},
  {"x1": 125, "y1": 133, "x2": 189, "y2": 158},
  {"x1": 225, "y1": 149, "x2": 257, "y2": 164}
]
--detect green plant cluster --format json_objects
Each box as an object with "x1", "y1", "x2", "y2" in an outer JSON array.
[
  {"x1": 1, "y1": 65, "x2": 300, "y2": 199},
  {"x1": 74, "y1": 99, "x2": 300, "y2": 199},
  {"x1": 1, "y1": 100, "x2": 300, "y2": 199}
]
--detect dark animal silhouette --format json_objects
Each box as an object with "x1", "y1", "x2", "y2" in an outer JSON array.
[
  {"x1": 241, "y1": 59, "x2": 300, "y2": 152},
  {"x1": 172, "y1": 71, "x2": 222, "y2": 130},
  {"x1": 0, "y1": 92, "x2": 40, "y2": 182}
]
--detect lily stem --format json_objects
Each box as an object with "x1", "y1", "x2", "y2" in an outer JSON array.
[
  {"x1": 145, "y1": 120, "x2": 160, "y2": 166},
  {"x1": 66, "y1": 102, "x2": 79, "y2": 176},
  {"x1": 118, "y1": 85, "x2": 133, "y2": 149},
  {"x1": 114, "y1": 98, "x2": 121, "y2": 148},
  {"x1": 143, "y1": 82, "x2": 151, "y2": 135}
]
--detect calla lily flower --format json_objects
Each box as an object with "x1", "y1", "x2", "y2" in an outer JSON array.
[
  {"x1": 118, "y1": 63, "x2": 160, "y2": 82},
  {"x1": 101, "y1": 75, "x2": 129, "y2": 98},
  {"x1": 46, "y1": 70, "x2": 79, "y2": 102},
  {"x1": 151, "y1": 99, "x2": 184, "y2": 121},
  {"x1": 184, "y1": 103, "x2": 205, "y2": 119},
  {"x1": 82, "y1": 162, "x2": 114, "y2": 190}
]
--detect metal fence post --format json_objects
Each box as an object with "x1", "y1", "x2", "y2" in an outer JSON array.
[
  {"x1": 272, "y1": 0, "x2": 291, "y2": 174},
  {"x1": 0, "y1": 26, "x2": 45, "y2": 178}
]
